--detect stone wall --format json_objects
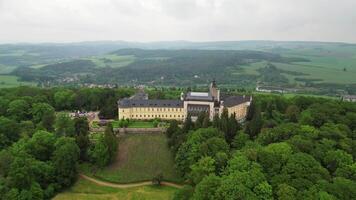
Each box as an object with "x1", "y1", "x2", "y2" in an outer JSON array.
[{"x1": 115, "y1": 127, "x2": 166, "y2": 134}]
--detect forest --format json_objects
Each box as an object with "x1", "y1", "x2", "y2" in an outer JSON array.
[
  {"x1": 0, "y1": 86, "x2": 355, "y2": 199},
  {"x1": 0, "y1": 86, "x2": 137, "y2": 199},
  {"x1": 167, "y1": 94, "x2": 356, "y2": 199}
]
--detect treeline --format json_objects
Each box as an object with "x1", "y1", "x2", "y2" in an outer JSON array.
[
  {"x1": 0, "y1": 86, "x2": 134, "y2": 120},
  {"x1": 0, "y1": 86, "x2": 125, "y2": 199},
  {"x1": 166, "y1": 95, "x2": 356, "y2": 199}
]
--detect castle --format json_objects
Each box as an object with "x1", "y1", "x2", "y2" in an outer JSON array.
[{"x1": 118, "y1": 81, "x2": 252, "y2": 121}]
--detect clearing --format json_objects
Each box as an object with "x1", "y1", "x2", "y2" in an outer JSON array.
[{"x1": 82, "y1": 134, "x2": 182, "y2": 183}]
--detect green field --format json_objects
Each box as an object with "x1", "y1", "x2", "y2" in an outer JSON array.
[
  {"x1": 82, "y1": 134, "x2": 181, "y2": 183},
  {"x1": 89, "y1": 54, "x2": 135, "y2": 68},
  {"x1": 53, "y1": 178, "x2": 177, "y2": 200},
  {"x1": 240, "y1": 60, "x2": 356, "y2": 84},
  {"x1": 0, "y1": 75, "x2": 36, "y2": 88}
]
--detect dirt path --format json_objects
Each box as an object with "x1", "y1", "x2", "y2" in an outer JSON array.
[{"x1": 80, "y1": 174, "x2": 183, "y2": 189}]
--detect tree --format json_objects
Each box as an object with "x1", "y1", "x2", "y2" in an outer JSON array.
[
  {"x1": 152, "y1": 173, "x2": 163, "y2": 186},
  {"x1": 31, "y1": 103, "x2": 55, "y2": 131},
  {"x1": 104, "y1": 123, "x2": 118, "y2": 163},
  {"x1": 326, "y1": 177, "x2": 356, "y2": 200},
  {"x1": 202, "y1": 112, "x2": 211, "y2": 128},
  {"x1": 175, "y1": 128, "x2": 224, "y2": 176},
  {"x1": 7, "y1": 99, "x2": 30, "y2": 121},
  {"x1": 54, "y1": 90, "x2": 75, "y2": 110},
  {"x1": 245, "y1": 104, "x2": 263, "y2": 138},
  {"x1": 52, "y1": 137, "x2": 80, "y2": 188},
  {"x1": 26, "y1": 131, "x2": 56, "y2": 161},
  {"x1": 216, "y1": 168, "x2": 272, "y2": 200},
  {"x1": 323, "y1": 149, "x2": 353, "y2": 174},
  {"x1": 285, "y1": 105, "x2": 300, "y2": 122},
  {"x1": 258, "y1": 142, "x2": 293, "y2": 178},
  {"x1": 173, "y1": 185, "x2": 194, "y2": 200},
  {"x1": 189, "y1": 156, "x2": 216, "y2": 184},
  {"x1": 19, "y1": 121, "x2": 36, "y2": 137},
  {"x1": 276, "y1": 184, "x2": 297, "y2": 200},
  {"x1": 74, "y1": 117, "x2": 89, "y2": 136},
  {"x1": 54, "y1": 113, "x2": 75, "y2": 136},
  {"x1": 74, "y1": 117, "x2": 90, "y2": 161},
  {"x1": 281, "y1": 153, "x2": 330, "y2": 191},
  {"x1": 232, "y1": 131, "x2": 250, "y2": 149},
  {"x1": 88, "y1": 136, "x2": 110, "y2": 168},
  {"x1": 225, "y1": 114, "x2": 239, "y2": 144},
  {"x1": 0, "y1": 117, "x2": 19, "y2": 149},
  {"x1": 193, "y1": 175, "x2": 221, "y2": 200},
  {"x1": 0, "y1": 97, "x2": 9, "y2": 116},
  {"x1": 183, "y1": 114, "x2": 193, "y2": 132}
]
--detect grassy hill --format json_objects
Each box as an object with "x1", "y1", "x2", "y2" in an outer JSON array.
[{"x1": 82, "y1": 134, "x2": 182, "y2": 183}]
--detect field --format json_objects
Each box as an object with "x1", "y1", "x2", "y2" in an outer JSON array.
[
  {"x1": 240, "y1": 60, "x2": 356, "y2": 84},
  {"x1": 88, "y1": 54, "x2": 135, "y2": 68},
  {"x1": 82, "y1": 134, "x2": 182, "y2": 183},
  {"x1": 53, "y1": 177, "x2": 177, "y2": 200},
  {"x1": 0, "y1": 75, "x2": 36, "y2": 88}
]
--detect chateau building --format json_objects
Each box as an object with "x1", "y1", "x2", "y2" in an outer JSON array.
[{"x1": 118, "y1": 81, "x2": 252, "y2": 121}]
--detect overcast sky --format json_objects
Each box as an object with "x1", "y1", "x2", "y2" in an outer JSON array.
[{"x1": 0, "y1": 0, "x2": 355, "y2": 43}]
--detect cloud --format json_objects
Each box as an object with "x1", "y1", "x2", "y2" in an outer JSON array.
[{"x1": 0, "y1": 0, "x2": 355, "y2": 43}]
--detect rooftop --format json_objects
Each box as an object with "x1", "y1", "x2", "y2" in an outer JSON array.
[
  {"x1": 185, "y1": 92, "x2": 214, "y2": 101},
  {"x1": 222, "y1": 95, "x2": 252, "y2": 107}
]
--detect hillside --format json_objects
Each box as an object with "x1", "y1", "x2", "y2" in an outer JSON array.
[{"x1": 1, "y1": 41, "x2": 356, "y2": 95}]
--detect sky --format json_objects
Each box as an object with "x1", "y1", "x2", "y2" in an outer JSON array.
[{"x1": 0, "y1": 0, "x2": 355, "y2": 43}]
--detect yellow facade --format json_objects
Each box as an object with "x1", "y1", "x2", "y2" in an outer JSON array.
[
  {"x1": 226, "y1": 103, "x2": 249, "y2": 121},
  {"x1": 118, "y1": 106, "x2": 185, "y2": 121}
]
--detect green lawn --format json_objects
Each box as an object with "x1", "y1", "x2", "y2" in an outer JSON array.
[
  {"x1": 111, "y1": 120, "x2": 158, "y2": 128},
  {"x1": 0, "y1": 75, "x2": 36, "y2": 88},
  {"x1": 82, "y1": 134, "x2": 182, "y2": 183},
  {"x1": 53, "y1": 178, "x2": 177, "y2": 200}
]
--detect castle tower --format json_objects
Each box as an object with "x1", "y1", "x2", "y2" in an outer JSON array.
[{"x1": 209, "y1": 80, "x2": 220, "y2": 102}]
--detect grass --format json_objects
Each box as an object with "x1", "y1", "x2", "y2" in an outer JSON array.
[
  {"x1": 81, "y1": 134, "x2": 182, "y2": 183},
  {"x1": 0, "y1": 75, "x2": 36, "y2": 88},
  {"x1": 53, "y1": 177, "x2": 178, "y2": 200},
  {"x1": 88, "y1": 54, "x2": 135, "y2": 68},
  {"x1": 240, "y1": 60, "x2": 356, "y2": 85},
  {"x1": 0, "y1": 64, "x2": 18, "y2": 74}
]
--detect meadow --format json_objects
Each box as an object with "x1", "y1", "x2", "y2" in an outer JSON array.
[
  {"x1": 53, "y1": 178, "x2": 177, "y2": 200},
  {"x1": 88, "y1": 54, "x2": 135, "y2": 68},
  {"x1": 82, "y1": 134, "x2": 182, "y2": 183},
  {"x1": 0, "y1": 75, "x2": 36, "y2": 88}
]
